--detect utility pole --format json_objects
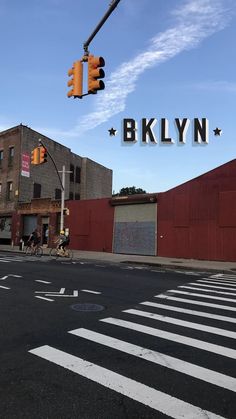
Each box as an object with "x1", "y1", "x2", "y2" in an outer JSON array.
[
  {"x1": 38, "y1": 139, "x2": 72, "y2": 233},
  {"x1": 83, "y1": 0, "x2": 121, "y2": 56},
  {"x1": 59, "y1": 166, "x2": 66, "y2": 233},
  {"x1": 38, "y1": 139, "x2": 64, "y2": 191},
  {"x1": 58, "y1": 165, "x2": 72, "y2": 232}
]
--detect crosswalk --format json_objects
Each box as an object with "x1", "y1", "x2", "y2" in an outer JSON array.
[
  {"x1": 29, "y1": 273, "x2": 236, "y2": 418},
  {"x1": 0, "y1": 254, "x2": 53, "y2": 263}
]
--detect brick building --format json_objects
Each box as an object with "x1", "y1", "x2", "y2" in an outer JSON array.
[{"x1": 0, "y1": 124, "x2": 112, "y2": 244}]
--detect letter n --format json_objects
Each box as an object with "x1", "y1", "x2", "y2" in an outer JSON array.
[{"x1": 194, "y1": 118, "x2": 209, "y2": 143}]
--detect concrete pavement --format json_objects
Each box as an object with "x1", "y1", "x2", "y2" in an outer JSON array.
[{"x1": 1, "y1": 244, "x2": 236, "y2": 273}]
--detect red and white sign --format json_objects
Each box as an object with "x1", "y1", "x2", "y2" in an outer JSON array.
[{"x1": 21, "y1": 153, "x2": 30, "y2": 177}]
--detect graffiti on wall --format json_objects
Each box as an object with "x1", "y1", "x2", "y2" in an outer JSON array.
[{"x1": 0, "y1": 217, "x2": 12, "y2": 239}]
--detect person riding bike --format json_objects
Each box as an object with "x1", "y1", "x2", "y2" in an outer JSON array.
[
  {"x1": 28, "y1": 228, "x2": 41, "y2": 249},
  {"x1": 58, "y1": 230, "x2": 70, "y2": 254}
]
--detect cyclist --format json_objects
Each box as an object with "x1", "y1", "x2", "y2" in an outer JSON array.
[
  {"x1": 58, "y1": 230, "x2": 70, "y2": 254},
  {"x1": 28, "y1": 228, "x2": 41, "y2": 249}
]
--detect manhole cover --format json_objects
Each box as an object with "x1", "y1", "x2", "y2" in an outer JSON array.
[{"x1": 71, "y1": 303, "x2": 105, "y2": 312}]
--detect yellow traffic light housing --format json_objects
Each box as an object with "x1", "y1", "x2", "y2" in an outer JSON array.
[
  {"x1": 31, "y1": 148, "x2": 39, "y2": 165},
  {"x1": 88, "y1": 55, "x2": 105, "y2": 94},
  {"x1": 67, "y1": 61, "x2": 83, "y2": 98},
  {"x1": 39, "y1": 146, "x2": 47, "y2": 164}
]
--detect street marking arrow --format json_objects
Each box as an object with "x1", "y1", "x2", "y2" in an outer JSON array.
[
  {"x1": 0, "y1": 274, "x2": 22, "y2": 280},
  {"x1": 35, "y1": 288, "x2": 65, "y2": 294},
  {"x1": 35, "y1": 288, "x2": 78, "y2": 298},
  {"x1": 35, "y1": 280, "x2": 52, "y2": 284},
  {"x1": 46, "y1": 290, "x2": 79, "y2": 298},
  {"x1": 81, "y1": 289, "x2": 101, "y2": 295},
  {"x1": 35, "y1": 296, "x2": 54, "y2": 302}
]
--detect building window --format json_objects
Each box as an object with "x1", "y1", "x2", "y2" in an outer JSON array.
[
  {"x1": 0, "y1": 183, "x2": 2, "y2": 196},
  {"x1": 8, "y1": 147, "x2": 14, "y2": 167},
  {"x1": 0, "y1": 150, "x2": 3, "y2": 168},
  {"x1": 55, "y1": 188, "x2": 61, "y2": 200},
  {"x1": 6, "y1": 181, "x2": 13, "y2": 200},
  {"x1": 70, "y1": 164, "x2": 74, "y2": 182},
  {"x1": 75, "y1": 166, "x2": 81, "y2": 183},
  {"x1": 75, "y1": 193, "x2": 80, "y2": 200},
  {"x1": 69, "y1": 191, "x2": 74, "y2": 200},
  {"x1": 33, "y1": 183, "x2": 41, "y2": 198}
]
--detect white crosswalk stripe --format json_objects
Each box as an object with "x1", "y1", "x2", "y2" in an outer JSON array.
[
  {"x1": 163, "y1": 289, "x2": 236, "y2": 303},
  {"x1": 68, "y1": 328, "x2": 236, "y2": 393},
  {"x1": 197, "y1": 279, "x2": 236, "y2": 287},
  {"x1": 190, "y1": 282, "x2": 236, "y2": 291},
  {"x1": 29, "y1": 345, "x2": 225, "y2": 419},
  {"x1": 140, "y1": 300, "x2": 236, "y2": 323},
  {"x1": 178, "y1": 285, "x2": 236, "y2": 296},
  {"x1": 0, "y1": 257, "x2": 23, "y2": 262},
  {"x1": 0, "y1": 255, "x2": 53, "y2": 264},
  {"x1": 123, "y1": 308, "x2": 236, "y2": 339},
  {"x1": 157, "y1": 294, "x2": 236, "y2": 311},
  {"x1": 28, "y1": 274, "x2": 236, "y2": 418},
  {"x1": 101, "y1": 317, "x2": 236, "y2": 359},
  {"x1": 210, "y1": 274, "x2": 236, "y2": 281}
]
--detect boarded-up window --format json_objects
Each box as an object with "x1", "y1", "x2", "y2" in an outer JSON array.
[
  {"x1": 70, "y1": 164, "x2": 74, "y2": 182},
  {"x1": 8, "y1": 147, "x2": 14, "y2": 167},
  {"x1": 75, "y1": 167, "x2": 81, "y2": 183},
  {"x1": 33, "y1": 183, "x2": 41, "y2": 199},
  {"x1": 6, "y1": 181, "x2": 13, "y2": 200},
  {"x1": 55, "y1": 188, "x2": 61, "y2": 200}
]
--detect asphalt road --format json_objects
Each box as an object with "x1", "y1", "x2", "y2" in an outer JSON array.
[{"x1": 0, "y1": 251, "x2": 235, "y2": 419}]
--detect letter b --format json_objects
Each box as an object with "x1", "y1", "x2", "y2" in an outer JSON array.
[{"x1": 123, "y1": 119, "x2": 137, "y2": 142}]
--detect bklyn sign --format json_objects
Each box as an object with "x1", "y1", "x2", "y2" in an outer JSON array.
[{"x1": 108, "y1": 118, "x2": 222, "y2": 143}]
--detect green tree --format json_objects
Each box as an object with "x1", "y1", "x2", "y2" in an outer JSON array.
[{"x1": 114, "y1": 186, "x2": 146, "y2": 196}]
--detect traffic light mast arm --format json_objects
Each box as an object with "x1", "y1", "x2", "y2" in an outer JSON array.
[
  {"x1": 38, "y1": 139, "x2": 64, "y2": 191},
  {"x1": 83, "y1": 0, "x2": 121, "y2": 56}
]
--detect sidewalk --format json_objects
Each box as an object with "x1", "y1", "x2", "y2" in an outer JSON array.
[{"x1": 1, "y1": 244, "x2": 236, "y2": 273}]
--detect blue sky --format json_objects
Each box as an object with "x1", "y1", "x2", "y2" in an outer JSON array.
[{"x1": 0, "y1": 0, "x2": 235, "y2": 193}]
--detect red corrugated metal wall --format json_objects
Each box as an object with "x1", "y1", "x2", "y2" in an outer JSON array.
[
  {"x1": 158, "y1": 160, "x2": 236, "y2": 261},
  {"x1": 67, "y1": 198, "x2": 114, "y2": 252}
]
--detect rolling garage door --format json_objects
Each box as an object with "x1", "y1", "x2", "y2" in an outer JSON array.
[
  {"x1": 113, "y1": 203, "x2": 157, "y2": 255},
  {"x1": 23, "y1": 215, "x2": 37, "y2": 236}
]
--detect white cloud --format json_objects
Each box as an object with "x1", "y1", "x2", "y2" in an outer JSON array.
[
  {"x1": 39, "y1": 0, "x2": 232, "y2": 139},
  {"x1": 192, "y1": 80, "x2": 236, "y2": 92}
]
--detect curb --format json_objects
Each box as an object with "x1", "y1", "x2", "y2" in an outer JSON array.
[
  {"x1": 121, "y1": 260, "x2": 236, "y2": 274},
  {"x1": 0, "y1": 247, "x2": 235, "y2": 274}
]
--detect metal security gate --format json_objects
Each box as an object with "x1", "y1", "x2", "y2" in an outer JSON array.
[
  {"x1": 0, "y1": 216, "x2": 12, "y2": 244},
  {"x1": 23, "y1": 215, "x2": 37, "y2": 236},
  {"x1": 113, "y1": 203, "x2": 157, "y2": 255}
]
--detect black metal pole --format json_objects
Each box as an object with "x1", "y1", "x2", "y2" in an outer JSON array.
[
  {"x1": 83, "y1": 0, "x2": 121, "y2": 54},
  {"x1": 38, "y1": 138, "x2": 64, "y2": 191}
]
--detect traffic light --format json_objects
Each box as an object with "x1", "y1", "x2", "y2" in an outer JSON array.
[
  {"x1": 31, "y1": 148, "x2": 39, "y2": 165},
  {"x1": 63, "y1": 208, "x2": 70, "y2": 216},
  {"x1": 88, "y1": 55, "x2": 105, "y2": 94},
  {"x1": 67, "y1": 61, "x2": 83, "y2": 98},
  {"x1": 39, "y1": 146, "x2": 47, "y2": 164}
]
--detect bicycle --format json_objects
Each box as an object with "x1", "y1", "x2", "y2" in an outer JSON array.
[
  {"x1": 50, "y1": 245, "x2": 73, "y2": 261},
  {"x1": 25, "y1": 243, "x2": 43, "y2": 257}
]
